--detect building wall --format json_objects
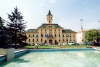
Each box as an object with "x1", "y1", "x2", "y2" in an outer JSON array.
[
  {"x1": 26, "y1": 29, "x2": 76, "y2": 45},
  {"x1": 76, "y1": 30, "x2": 87, "y2": 44},
  {"x1": 26, "y1": 10, "x2": 76, "y2": 45}
]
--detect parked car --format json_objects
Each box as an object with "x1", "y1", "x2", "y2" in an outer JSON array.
[
  {"x1": 68, "y1": 42, "x2": 75, "y2": 45},
  {"x1": 68, "y1": 42, "x2": 79, "y2": 45}
]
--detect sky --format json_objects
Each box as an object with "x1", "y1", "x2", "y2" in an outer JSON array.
[{"x1": 0, "y1": 0, "x2": 100, "y2": 32}]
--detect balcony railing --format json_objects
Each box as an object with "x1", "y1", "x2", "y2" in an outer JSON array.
[{"x1": 48, "y1": 35, "x2": 53, "y2": 38}]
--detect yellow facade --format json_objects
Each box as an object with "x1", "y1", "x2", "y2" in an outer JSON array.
[{"x1": 26, "y1": 10, "x2": 76, "y2": 45}]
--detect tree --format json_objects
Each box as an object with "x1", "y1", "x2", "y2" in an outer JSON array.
[
  {"x1": 7, "y1": 6, "x2": 27, "y2": 48},
  {"x1": 85, "y1": 29, "x2": 100, "y2": 43},
  {"x1": 0, "y1": 17, "x2": 4, "y2": 27},
  {"x1": 0, "y1": 17, "x2": 12, "y2": 48}
]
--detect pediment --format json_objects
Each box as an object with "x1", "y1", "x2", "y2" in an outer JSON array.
[{"x1": 46, "y1": 25, "x2": 55, "y2": 28}]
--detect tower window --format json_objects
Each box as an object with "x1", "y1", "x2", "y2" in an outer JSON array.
[
  {"x1": 33, "y1": 39, "x2": 34, "y2": 42},
  {"x1": 49, "y1": 21, "x2": 50, "y2": 23}
]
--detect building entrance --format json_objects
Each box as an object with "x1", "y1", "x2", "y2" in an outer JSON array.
[{"x1": 49, "y1": 39, "x2": 52, "y2": 44}]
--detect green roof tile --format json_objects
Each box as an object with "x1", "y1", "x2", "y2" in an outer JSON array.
[
  {"x1": 26, "y1": 29, "x2": 38, "y2": 32},
  {"x1": 62, "y1": 29, "x2": 76, "y2": 33},
  {"x1": 38, "y1": 24, "x2": 62, "y2": 28}
]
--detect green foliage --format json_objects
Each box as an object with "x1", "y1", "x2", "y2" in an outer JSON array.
[
  {"x1": 7, "y1": 6, "x2": 27, "y2": 48},
  {"x1": 85, "y1": 29, "x2": 100, "y2": 42},
  {"x1": 0, "y1": 17, "x2": 4, "y2": 26},
  {"x1": 24, "y1": 45, "x2": 89, "y2": 49}
]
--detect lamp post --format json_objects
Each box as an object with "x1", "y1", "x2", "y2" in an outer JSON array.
[
  {"x1": 80, "y1": 19, "x2": 83, "y2": 31},
  {"x1": 99, "y1": 20, "x2": 100, "y2": 29},
  {"x1": 80, "y1": 19, "x2": 83, "y2": 44}
]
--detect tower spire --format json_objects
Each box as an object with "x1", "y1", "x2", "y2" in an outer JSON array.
[
  {"x1": 46, "y1": 10, "x2": 53, "y2": 24},
  {"x1": 47, "y1": 10, "x2": 52, "y2": 15}
]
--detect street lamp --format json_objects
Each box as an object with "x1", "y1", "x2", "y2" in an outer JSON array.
[
  {"x1": 99, "y1": 20, "x2": 100, "y2": 30},
  {"x1": 80, "y1": 19, "x2": 83, "y2": 44},
  {"x1": 80, "y1": 19, "x2": 83, "y2": 31}
]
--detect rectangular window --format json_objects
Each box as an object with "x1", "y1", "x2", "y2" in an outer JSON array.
[
  {"x1": 55, "y1": 34, "x2": 56, "y2": 37},
  {"x1": 58, "y1": 34, "x2": 60, "y2": 37},
  {"x1": 29, "y1": 39, "x2": 30, "y2": 42},
  {"x1": 41, "y1": 34, "x2": 43, "y2": 37},
  {"x1": 63, "y1": 34, "x2": 64, "y2": 37},
  {"x1": 59, "y1": 40, "x2": 60, "y2": 42},
  {"x1": 45, "y1": 34, "x2": 46, "y2": 37},
  {"x1": 33, "y1": 39, "x2": 34, "y2": 42},
  {"x1": 33, "y1": 34, "x2": 34, "y2": 37},
  {"x1": 73, "y1": 34, "x2": 75, "y2": 37},
  {"x1": 29, "y1": 34, "x2": 30, "y2": 37},
  {"x1": 63, "y1": 39, "x2": 64, "y2": 41}
]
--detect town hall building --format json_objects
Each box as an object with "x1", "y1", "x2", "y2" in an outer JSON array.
[{"x1": 26, "y1": 10, "x2": 76, "y2": 45}]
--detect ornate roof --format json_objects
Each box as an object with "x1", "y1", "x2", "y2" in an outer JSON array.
[
  {"x1": 26, "y1": 28, "x2": 76, "y2": 33},
  {"x1": 38, "y1": 24, "x2": 62, "y2": 28},
  {"x1": 62, "y1": 29, "x2": 76, "y2": 33},
  {"x1": 26, "y1": 29, "x2": 38, "y2": 32}
]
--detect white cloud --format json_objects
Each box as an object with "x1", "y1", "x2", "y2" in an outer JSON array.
[
  {"x1": 40, "y1": 3, "x2": 44, "y2": 6},
  {"x1": 49, "y1": 0, "x2": 56, "y2": 4},
  {"x1": 38, "y1": 3, "x2": 44, "y2": 7},
  {"x1": 39, "y1": 10, "x2": 43, "y2": 12}
]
